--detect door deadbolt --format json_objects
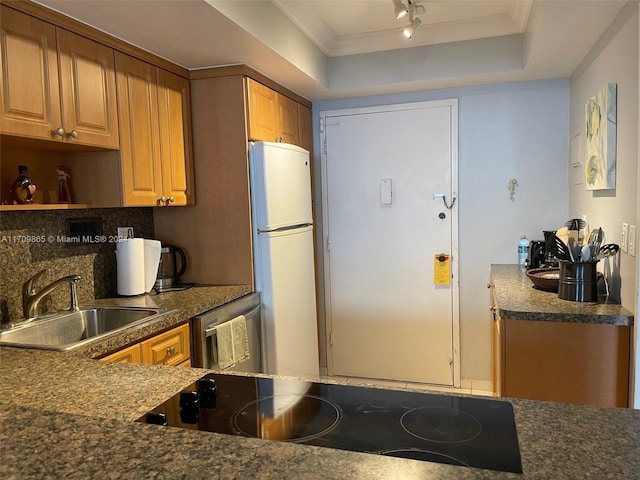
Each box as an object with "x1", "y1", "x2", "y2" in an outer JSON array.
[{"x1": 439, "y1": 212, "x2": 446, "y2": 219}]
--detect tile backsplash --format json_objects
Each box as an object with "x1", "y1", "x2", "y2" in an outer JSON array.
[{"x1": 0, "y1": 208, "x2": 154, "y2": 323}]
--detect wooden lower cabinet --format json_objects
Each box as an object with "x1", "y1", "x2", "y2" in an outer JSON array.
[
  {"x1": 101, "y1": 323, "x2": 190, "y2": 367},
  {"x1": 141, "y1": 323, "x2": 190, "y2": 366},
  {"x1": 503, "y1": 319, "x2": 629, "y2": 407},
  {"x1": 102, "y1": 343, "x2": 142, "y2": 364},
  {"x1": 490, "y1": 282, "x2": 629, "y2": 407}
]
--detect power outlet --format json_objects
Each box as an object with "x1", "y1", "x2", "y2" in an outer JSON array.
[
  {"x1": 621, "y1": 223, "x2": 629, "y2": 253},
  {"x1": 628, "y1": 225, "x2": 636, "y2": 257},
  {"x1": 117, "y1": 227, "x2": 134, "y2": 240}
]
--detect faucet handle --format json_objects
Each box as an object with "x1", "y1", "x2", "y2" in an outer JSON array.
[{"x1": 23, "y1": 269, "x2": 48, "y2": 297}]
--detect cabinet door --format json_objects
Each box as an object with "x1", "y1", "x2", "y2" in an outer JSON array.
[
  {"x1": 101, "y1": 343, "x2": 143, "y2": 363},
  {"x1": 0, "y1": 6, "x2": 62, "y2": 140},
  {"x1": 247, "y1": 78, "x2": 278, "y2": 142},
  {"x1": 276, "y1": 93, "x2": 299, "y2": 145},
  {"x1": 504, "y1": 319, "x2": 630, "y2": 407},
  {"x1": 157, "y1": 69, "x2": 191, "y2": 206},
  {"x1": 297, "y1": 104, "x2": 313, "y2": 153},
  {"x1": 115, "y1": 52, "x2": 163, "y2": 206},
  {"x1": 141, "y1": 323, "x2": 190, "y2": 366},
  {"x1": 57, "y1": 28, "x2": 119, "y2": 149},
  {"x1": 489, "y1": 286, "x2": 505, "y2": 396}
]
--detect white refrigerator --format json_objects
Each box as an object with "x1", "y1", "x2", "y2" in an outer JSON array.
[{"x1": 249, "y1": 141, "x2": 320, "y2": 378}]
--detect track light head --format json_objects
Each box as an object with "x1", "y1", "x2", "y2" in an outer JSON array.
[
  {"x1": 402, "y1": 17, "x2": 421, "y2": 39},
  {"x1": 393, "y1": 0, "x2": 408, "y2": 19}
]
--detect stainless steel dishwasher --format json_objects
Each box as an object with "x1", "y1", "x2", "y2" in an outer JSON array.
[{"x1": 191, "y1": 293, "x2": 261, "y2": 373}]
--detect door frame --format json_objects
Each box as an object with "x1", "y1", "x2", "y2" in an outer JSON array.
[{"x1": 319, "y1": 99, "x2": 460, "y2": 386}]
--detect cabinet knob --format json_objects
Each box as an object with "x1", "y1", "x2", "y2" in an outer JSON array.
[
  {"x1": 52, "y1": 127, "x2": 65, "y2": 137},
  {"x1": 164, "y1": 346, "x2": 177, "y2": 363},
  {"x1": 158, "y1": 196, "x2": 166, "y2": 206},
  {"x1": 167, "y1": 196, "x2": 175, "y2": 204},
  {"x1": 67, "y1": 130, "x2": 79, "y2": 139}
]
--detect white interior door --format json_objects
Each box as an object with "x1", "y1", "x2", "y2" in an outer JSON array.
[{"x1": 321, "y1": 100, "x2": 459, "y2": 386}]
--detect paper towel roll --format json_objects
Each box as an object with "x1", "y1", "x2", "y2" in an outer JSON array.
[
  {"x1": 116, "y1": 239, "x2": 145, "y2": 296},
  {"x1": 143, "y1": 239, "x2": 161, "y2": 293}
]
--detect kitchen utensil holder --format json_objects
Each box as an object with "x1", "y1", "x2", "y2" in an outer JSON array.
[{"x1": 558, "y1": 260, "x2": 598, "y2": 302}]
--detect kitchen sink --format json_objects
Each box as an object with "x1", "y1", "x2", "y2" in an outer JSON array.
[{"x1": 0, "y1": 306, "x2": 169, "y2": 351}]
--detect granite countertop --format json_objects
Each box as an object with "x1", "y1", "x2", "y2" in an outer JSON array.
[
  {"x1": 67, "y1": 284, "x2": 253, "y2": 358},
  {"x1": 1, "y1": 283, "x2": 638, "y2": 478},
  {"x1": 1, "y1": 346, "x2": 639, "y2": 479},
  {"x1": 490, "y1": 264, "x2": 633, "y2": 326}
]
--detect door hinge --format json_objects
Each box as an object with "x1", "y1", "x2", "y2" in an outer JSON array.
[
  {"x1": 323, "y1": 138, "x2": 327, "y2": 154},
  {"x1": 320, "y1": 116, "x2": 325, "y2": 133},
  {"x1": 326, "y1": 236, "x2": 330, "y2": 252},
  {"x1": 329, "y1": 330, "x2": 333, "y2": 346}
]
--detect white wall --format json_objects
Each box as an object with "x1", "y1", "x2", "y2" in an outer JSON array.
[
  {"x1": 313, "y1": 79, "x2": 569, "y2": 381},
  {"x1": 569, "y1": 2, "x2": 639, "y2": 407}
]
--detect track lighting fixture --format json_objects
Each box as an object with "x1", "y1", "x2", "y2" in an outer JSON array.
[
  {"x1": 402, "y1": 17, "x2": 421, "y2": 39},
  {"x1": 393, "y1": 0, "x2": 408, "y2": 19},
  {"x1": 393, "y1": 0, "x2": 425, "y2": 39}
]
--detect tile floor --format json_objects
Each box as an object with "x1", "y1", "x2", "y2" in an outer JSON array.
[{"x1": 320, "y1": 375, "x2": 494, "y2": 397}]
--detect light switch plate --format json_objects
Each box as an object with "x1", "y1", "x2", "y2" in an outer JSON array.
[
  {"x1": 380, "y1": 179, "x2": 392, "y2": 205},
  {"x1": 628, "y1": 225, "x2": 636, "y2": 257},
  {"x1": 621, "y1": 223, "x2": 628, "y2": 253}
]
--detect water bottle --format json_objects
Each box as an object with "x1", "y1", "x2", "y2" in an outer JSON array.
[{"x1": 518, "y1": 235, "x2": 529, "y2": 266}]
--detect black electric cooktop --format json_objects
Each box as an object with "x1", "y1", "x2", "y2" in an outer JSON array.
[{"x1": 138, "y1": 373, "x2": 522, "y2": 474}]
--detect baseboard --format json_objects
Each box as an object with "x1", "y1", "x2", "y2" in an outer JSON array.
[{"x1": 461, "y1": 378, "x2": 494, "y2": 396}]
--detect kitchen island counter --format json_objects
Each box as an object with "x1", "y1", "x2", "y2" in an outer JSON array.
[
  {"x1": 1, "y1": 346, "x2": 638, "y2": 479},
  {"x1": 490, "y1": 264, "x2": 633, "y2": 325}
]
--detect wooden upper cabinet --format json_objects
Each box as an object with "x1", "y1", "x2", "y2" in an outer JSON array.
[
  {"x1": 0, "y1": 6, "x2": 118, "y2": 148},
  {"x1": 297, "y1": 104, "x2": 313, "y2": 153},
  {"x1": 115, "y1": 52, "x2": 192, "y2": 207},
  {"x1": 276, "y1": 93, "x2": 299, "y2": 145},
  {"x1": 57, "y1": 28, "x2": 119, "y2": 149},
  {"x1": 116, "y1": 52, "x2": 163, "y2": 206},
  {"x1": 0, "y1": 6, "x2": 62, "y2": 140},
  {"x1": 247, "y1": 78, "x2": 299, "y2": 145},
  {"x1": 247, "y1": 78, "x2": 277, "y2": 141},
  {"x1": 157, "y1": 69, "x2": 191, "y2": 206}
]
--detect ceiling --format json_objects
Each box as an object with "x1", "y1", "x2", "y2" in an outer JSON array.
[{"x1": 33, "y1": 0, "x2": 628, "y2": 101}]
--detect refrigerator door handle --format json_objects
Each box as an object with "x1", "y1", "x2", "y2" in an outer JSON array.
[{"x1": 258, "y1": 223, "x2": 313, "y2": 234}]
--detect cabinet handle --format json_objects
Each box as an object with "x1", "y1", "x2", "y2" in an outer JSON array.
[
  {"x1": 52, "y1": 127, "x2": 65, "y2": 137},
  {"x1": 157, "y1": 196, "x2": 166, "y2": 206},
  {"x1": 167, "y1": 196, "x2": 175, "y2": 205},
  {"x1": 67, "y1": 130, "x2": 79, "y2": 139},
  {"x1": 164, "y1": 346, "x2": 177, "y2": 364}
]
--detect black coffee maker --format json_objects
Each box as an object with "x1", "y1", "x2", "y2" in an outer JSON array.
[{"x1": 527, "y1": 240, "x2": 546, "y2": 269}]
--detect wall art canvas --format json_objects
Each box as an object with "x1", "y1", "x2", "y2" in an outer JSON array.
[{"x1": 584, "y1": 83, "x2": 617, "y2": 190}]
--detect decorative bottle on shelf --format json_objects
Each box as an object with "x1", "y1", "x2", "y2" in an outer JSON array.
[
  {"x1": 10, "y1": 165, "x2": 37, "y2": 204},
  {"x1": 518, "y1": 235, "x2": 529, "y2": 267},
  {"x1": 57, "y1": 165, "x2": 72, "y2": 203}
]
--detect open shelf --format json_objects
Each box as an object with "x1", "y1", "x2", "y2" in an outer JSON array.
[{"x1": 0, "y1": 203, "x2": 91, "y2": 211}]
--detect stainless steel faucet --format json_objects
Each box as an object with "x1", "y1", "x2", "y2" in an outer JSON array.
[{"x1": 22, "y1": 270, "x2": 81, "y2": 319}]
